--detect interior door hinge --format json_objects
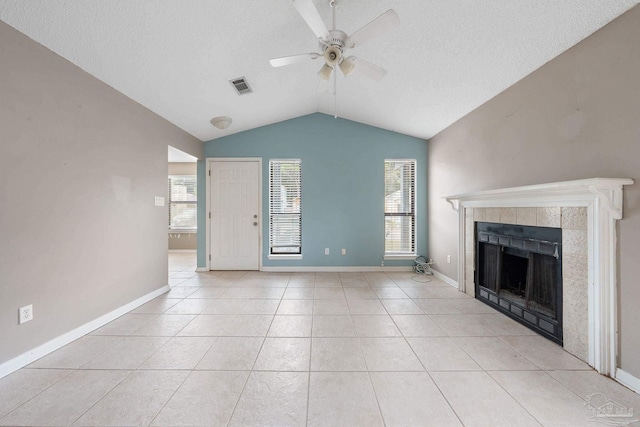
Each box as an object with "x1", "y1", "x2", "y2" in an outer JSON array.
[
  {"x1": 208, "y1": 170, "x2": 211, "y2": 176},
  {"x1": 209, "y1": 254, "x2": 211, "y2": 261},
  {"x1": 209, "y1": 212, "x2": 211, "y2": 219}
]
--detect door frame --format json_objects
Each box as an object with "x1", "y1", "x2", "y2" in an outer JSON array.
[{"x1": 205, "y1": 157, "x2": 263, "y2": 271}]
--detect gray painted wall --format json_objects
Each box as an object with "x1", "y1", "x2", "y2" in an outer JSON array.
[
  {"x1": 427, "y1": 6, "x2": 640, "y2": 377},
  {"x1": 0, "y1": 21, "x2": 202, "y2": 365}
]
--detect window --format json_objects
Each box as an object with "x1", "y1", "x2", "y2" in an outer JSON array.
[
  {"x1": 168, "y1": 175, "x2": 197, "y2": 230},
  {"x1": 384, "y1": 159, "x2": 416, "y2": 255},
  {"x1": 269, "y1": 159, "x2": 302, "y2": 255}
]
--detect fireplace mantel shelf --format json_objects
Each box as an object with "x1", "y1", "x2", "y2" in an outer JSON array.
[
  {"x1": 445, "y1": 178, "x2": 633, "y2": 218},
  {"x1": 444, "y1": 177, "x2": 634, "y2": 378}
]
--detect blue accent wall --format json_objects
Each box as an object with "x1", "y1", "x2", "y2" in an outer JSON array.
[{"x1": 198, "y1": 113, "x2": 427, "y2": 268}]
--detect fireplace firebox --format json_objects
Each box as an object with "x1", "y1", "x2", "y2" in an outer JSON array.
[{"x1": 475, "y1": 222, "x2": 562, "y2": 344}]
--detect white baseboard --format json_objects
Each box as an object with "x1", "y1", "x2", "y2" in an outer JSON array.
[
  {"x1": 431, "y1": 269, "x2": 459, "y2": 288},
  {"x1": 195, "y1": 267, "x2": 209, "y2": 272},
  {"x1": 261, "y1": 266, "x2": 414, "y2": 273},
  {"x1": 0, "y1": 285, "x2": 170, "y2": 379},
  {"x1": 168, "y1": 249, "x2": 197, "y2": 253},
  {"x1": 615, "y1": 368, "x2": 640, "y2": 394}
]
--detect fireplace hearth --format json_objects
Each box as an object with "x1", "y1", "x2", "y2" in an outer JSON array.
[{"x1": 476, "y1": 222, "x2": 562, "y2": 344}]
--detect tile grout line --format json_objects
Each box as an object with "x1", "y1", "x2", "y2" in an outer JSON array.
[
  {"x1": 390, "y1": 270, "x2": 471, "y2": 427},
  {"x1": 146, "y1": 369, "x2": 193, "y2": 427},
  {"x1": 0, "y1": 368, "x2": 76, "y2": 423},
  {"x1": 305, "y1": 276, "x2": 316, "y2": 427},
  {"x1": 68, "y1": 368, "x2": 137, "y2": 426},
  {"x1": 361, "y1": 271, "x2": 390, "y2": 426},
  {"x1": 224, "y1": 274, "x2": 282, "y2": 427}
]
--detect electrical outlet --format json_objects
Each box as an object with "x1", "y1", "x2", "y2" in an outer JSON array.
[
  {"x1": 19, "y1": 304, "x2": 33, "y2": 324},
  {"x1": 324, "y1": 248, "x2": 330, "y2": 255},
  {"x1": 154, "y1": 196, "x2": 165, "y2": 206},
  {"x1": 447, "y1": 255, "x2": 451, "y2": 264},
  {"x1": 341, "y1": 248, "x2": 346, "y2": 255}
]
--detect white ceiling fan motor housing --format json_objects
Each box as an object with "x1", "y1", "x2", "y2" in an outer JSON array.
[{"x1": 320, "y1": 29, "x2": 347, "y2": 66}]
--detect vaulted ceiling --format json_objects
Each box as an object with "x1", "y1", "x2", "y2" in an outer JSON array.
[{"x1": 1, "y1": 1, "x2": 638, "y2": 141}]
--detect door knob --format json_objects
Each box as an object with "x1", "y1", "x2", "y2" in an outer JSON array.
[
  {"x1": 253, "y1": 214, "x2": 258, "y2": 219},
  {"x1": 253, "y1": 222, "x2": 258, "y2": 226}
]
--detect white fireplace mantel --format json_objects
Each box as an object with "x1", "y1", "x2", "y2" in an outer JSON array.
[{"x1": 445, "y1": 178, "x2": 633, "y2": 377}]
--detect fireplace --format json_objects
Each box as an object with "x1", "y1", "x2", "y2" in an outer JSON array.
[
  {"x1": 475, "y1": 222, "x2": 562, "y2": 344},
  {"x1": 445, "y1": 178, "x2": 633, "y2": 376}
]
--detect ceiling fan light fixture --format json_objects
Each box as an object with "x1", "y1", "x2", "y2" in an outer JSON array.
[
  {"x1": 210, "y1": 116, "x2": 232, "y2": 129},
  {"x1": 323, "y1": 45, "x2": 342, "y2": 66},
  {"x1": 318, "y1": 64, "x2": 333, "y2": 80},
  {"x1": 339, "y1": 56, "x2": 356, "y2": 76}
]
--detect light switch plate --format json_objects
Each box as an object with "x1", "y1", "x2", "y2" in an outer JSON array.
[{"x1": 155, "y1": 196, "x2": 165, "y2": 206}]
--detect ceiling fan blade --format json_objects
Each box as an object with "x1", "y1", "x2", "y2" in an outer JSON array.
[
  {"x1": 269, "y1": 53, "x2": 320, "y2": 67},
  {"x1": 346, "y1": 9, "x2": 400, "y2": 48},
  {"x1": 292, "y1": 0, "x2": 329, "y2": 40},
  {"x1": 350, "y1": 57, "x2": 387, "y2": 81}
]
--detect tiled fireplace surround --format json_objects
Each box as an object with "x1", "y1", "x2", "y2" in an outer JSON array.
[
  {"x1": 466, "y1": 206, "x2": 588, "y2": 360},
  {"x1": 445, "y1": 178, "x2": 633, "y2": 378}
]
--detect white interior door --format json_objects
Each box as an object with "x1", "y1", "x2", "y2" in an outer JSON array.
[{"x1": 210, "y1": 160, "x2": 260, "y2": 270}]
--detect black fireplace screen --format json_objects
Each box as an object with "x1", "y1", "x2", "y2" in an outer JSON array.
[{"x1": 476, "y1": 222, "x2": 562, "y2": 344}]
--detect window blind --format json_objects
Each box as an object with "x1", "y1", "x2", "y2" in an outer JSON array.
[
  {"x1": 384, "y1": 160, "x2": 416, "y2": 254},
  {"x1": 269, "y1": 159, "x2": 302, "y2": 254}
]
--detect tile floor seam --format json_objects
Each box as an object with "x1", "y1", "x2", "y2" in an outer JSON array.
[
  {"x1": 495, "y1": 335, "x2": 562, "y2": 371},
  {"x1": 484, "y1": 370, "x2": 552, "y2": 427},
  {"x1": 422, "y1": 369, "x2": 467, "y2": 427},
  {"x1": 365, "y1": 370, "x2": 388, "y2": 426},
  {"x1": 67, "y1": 368, "x2": 136, "y2": 427},
  {"x1": 305, "y1": 303, "x2": 315, "y2": 427},
  {"x1": 0, "y1": 368, "x2": 75, "y2": 423},
  {"x1": 146, "y1": 369, "x2": 193, "y2": 427},
  {"x1": 540, "y1": 368, "x2": 595, "y2": 403},
  {"x1": 224, "y1": 305, "x2": 276, "y2": 426},
  {"x1": 452, "y1": 335, "x2": 539, "y2": 372},
  {"x1": 214, "y1": 274, "x2": 264, "y2": 426},
  {"x1": 188, "y1": 335, "x2": 220, "y2": 370}
]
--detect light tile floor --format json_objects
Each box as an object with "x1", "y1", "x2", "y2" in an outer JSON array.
[{"x1": 1, "y1": 251, "x2": 639, "y2": 426}]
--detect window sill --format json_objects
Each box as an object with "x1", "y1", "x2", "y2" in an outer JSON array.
[
  {"x1": 268, "y1": 254, "x2": 303, "y2": 261},
  {"x1": 383, "y1": 254, "x2": 417, "y2": 261}
]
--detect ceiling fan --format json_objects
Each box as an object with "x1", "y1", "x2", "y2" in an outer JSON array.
[{"x1": 269, "y1": 0, "x2": 400, "y2": 83}]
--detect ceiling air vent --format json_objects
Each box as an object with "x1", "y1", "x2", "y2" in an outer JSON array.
[{"x1": 229, "y1": 77, "x2": 253, "y2": 95}]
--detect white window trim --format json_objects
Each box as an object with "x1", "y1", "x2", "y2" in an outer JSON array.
[
  {"x1": 267, "y1": 254, "x2": 303, "y2": 260},
  {"x1": 383, "y1": 254, "x2": 417, "y2": 261}
]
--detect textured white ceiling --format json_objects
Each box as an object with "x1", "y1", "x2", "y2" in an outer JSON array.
[{"x1": 1, "y1": 1, "x2": 638, "y2": 141}]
